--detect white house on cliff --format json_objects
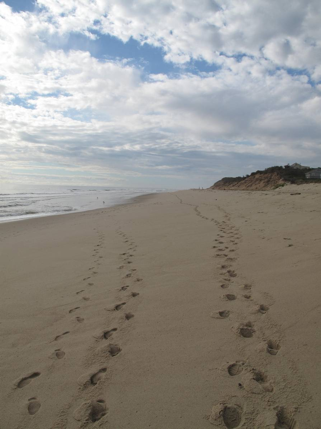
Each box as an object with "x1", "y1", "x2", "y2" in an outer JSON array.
[{"x1": 306, "y1": 168, "x2": 321, "y2": 179}]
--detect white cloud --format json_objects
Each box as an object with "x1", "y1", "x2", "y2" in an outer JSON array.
[
  {"x1": 30, "y1": 0, "x2": 321, "y2": 74},
  {"x1": 0, "y1": 1, "x2": 320, "y2": 187}
]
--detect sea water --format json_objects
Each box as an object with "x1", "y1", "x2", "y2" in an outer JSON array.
[{"x1": 0, "y1": 184, "x2": 166, "y2": 223}]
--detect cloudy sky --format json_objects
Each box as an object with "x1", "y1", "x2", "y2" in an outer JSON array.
[{"x1": 1, "y1": 0, "x2": 320, "y2": 189}]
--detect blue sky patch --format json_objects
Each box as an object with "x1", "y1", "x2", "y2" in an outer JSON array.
[
  {"x1": 4, "y1": 0, "x2": 35, "y2": 12},
  {"x1": 6, "y1": 95, "x2": 35, "y2": 109},
  {"x1": 62, "y1": 32, "x2": 222, "y2": 78}
]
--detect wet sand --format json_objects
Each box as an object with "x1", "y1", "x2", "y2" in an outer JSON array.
[{"x1": 0, "y1": 185, "x2": 320, "y2": 428}]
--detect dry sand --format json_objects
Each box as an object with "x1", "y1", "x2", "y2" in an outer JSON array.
[{"x1": 0, "y1": 185, "x2": 320, "y2": 428}]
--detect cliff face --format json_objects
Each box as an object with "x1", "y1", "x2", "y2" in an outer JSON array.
[{"x1": 211, "y1": 172, "x2": 286, "y2": 191}]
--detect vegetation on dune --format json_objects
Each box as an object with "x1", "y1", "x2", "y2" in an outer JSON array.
[
  {"x1": 248, "y1": 165, "x2": 312, "y2": 184},
  {"x1": 211, "y1": 164, "x2": 321, "y2": 190}
]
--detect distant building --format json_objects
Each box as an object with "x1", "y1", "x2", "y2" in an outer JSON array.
[
  {"x1": 306, "y1": 168, "x2": 321, "y2": 179},
  {"x1": 290, "y1": 163, "x2": 310, "y2": 170}
]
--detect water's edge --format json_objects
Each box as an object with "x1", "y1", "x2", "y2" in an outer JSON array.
[
  {"x1": 0, "y1": 192, "x2": 159, "y2": 225},
  {"x1": 0, "y1": 185, "x2": 167, "y2": 224}
]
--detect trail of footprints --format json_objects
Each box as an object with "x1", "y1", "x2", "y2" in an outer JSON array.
[
  {"x1": 203, "y1": 209, "x2": 297, "y2": 427},
  {"x1": 15, "y1": 224, "x2": 145, "y2": 424},
  {"x1": 116, "y1": 227, "x2": 143, "y2": 323},
  {"x1": 174, "y1": 194, "x2": 296, "y2": 426},
  {"x1": 14, "y1": 228, "x2": 106, "y2": 416},
  {"x1": 13, "y1": 224, "x2": 112, "y2": 419},
  {"x1": 70, "y1": 227, "x2": 142, "y2": 422},
  {"x1": 174, "y1": 194, "x2": 295, "y2": 426},
  {"x1": 13, "y1": 198, "x2": 299, "y2": 426}
]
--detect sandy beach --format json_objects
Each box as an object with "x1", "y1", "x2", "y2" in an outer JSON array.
[{"x1": 0, "y1": 186, "x2": 320, "y2": 428}]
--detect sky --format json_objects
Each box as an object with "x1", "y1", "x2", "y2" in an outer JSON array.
[{"x1": 0, "y1": 0, "x2": 320, "y2": 189}]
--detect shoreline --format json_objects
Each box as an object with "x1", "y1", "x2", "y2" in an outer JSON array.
[
  {"x1": 0, "y1": 191, "x2": 159, "y2": 226},
  {"x1": 0, "y1": 186, "x2": 320, "y2": 428}
]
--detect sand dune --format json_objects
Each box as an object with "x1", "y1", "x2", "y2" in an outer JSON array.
[{"x1": 0, "y1": 185, "x2": 320, "y2": 428}]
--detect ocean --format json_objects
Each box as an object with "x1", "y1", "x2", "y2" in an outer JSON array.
[{"x1": 0, "y1": 184, "x2": 167, "y2": 223}]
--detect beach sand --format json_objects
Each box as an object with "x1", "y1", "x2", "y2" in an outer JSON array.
[{"x1": 0, "y1": 185, "x2": 320, "y2": 428}]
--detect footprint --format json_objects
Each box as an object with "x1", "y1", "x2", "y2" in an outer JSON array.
[
  {"x1": 221, "y1": 283, "x2": 229, "y2": 289},
  {"x1": 218, "y1": 310, "x2": 230, "y2": 318},
  {"x1": 114, "y1": 302, "x2": 126, "y2": 311},
  {"x1": 28, "y1": 398, "x2": 41, "y2": 415},
  {"x1": 120, "y1": 285, "x2": 129, "y2": 291},
  {"x1": 55, "y1": 331, "x2": 70, "y2": 341},
  {"x1": 243, "y1": 294, "x2": 251, "y2": 300},
  {"x1": 76, "y1": 290, "x2": 84, "y2": 295},
  {"x1": 242, "y1": 284, "x2": 252, "y2": 291},
  {"x1": 125, "y1": 312, "x2": 134, "y2": 320},
  {"x1": 135, "y1": 278, "x2": 143, "y2": 282},
  {"x1": 212, "y1": 310, "x2": 230, "y2": 319},
  {"x1": 259, "y1": 304, "x2": 269, "y2": 314},
  {"x1": 74, "y1": 399, "x2": 107, "y2": 423},
  {"x1": 88, "y1": 282, "x2": 94, "y2": 286},
  {"x1": 55, "y1": 349, "x2": 65, "y2": 359},
  {"x1": 275, "y1": 407, "x2": 297, "y2": 429},
  {"x1": 228, "y1": 270, "x2": 237, "y2": 278},
  {"x1": 17, "y1": 372, "x2": 41, "y2": 388},
  {"x1": 239, "y1": 322, "x2": 255, "y2": 338},
  {"x1": 131, "y1": 292, "x2": 139, "y2": 297},
  {"x1": 108, "y1": 344, "x2": 121, "y2": 357},
  {"x1": 225, "y1": 294, "x2": 236, "y2": 301},
  {"x1": 227, "y1": 362, "x2": 244, "y2": 376},
  {"x1": 226, "y1": 257, "x2": 236, "y2": 262},
  {"x1": 69, "y1": 307, "x2": 80, "y2": 314},
  {"x1": 210, "y1": 398, "x2": 243, "y2": 428},
  {"x1": 91, "y1": 368, "x2": 107, "y2": 385},
  {"x1": 267, "y1": 340, "x2": 280, "y2": 355},
  {"x1": 76, "y1": 317, "x2": 84, "y2": 323},
  {"x1": 103, "y1": 328, "x2": 118, "y2": 340},
  {"x1": 222, "y1": 404, "x2": 243, "y2": 428},
  {"x1": 82, "y1": 297, "x2": 90, "y2": 301},
  {"x1": 251, "y1": 370, "x2": 273, "y2": 393}
]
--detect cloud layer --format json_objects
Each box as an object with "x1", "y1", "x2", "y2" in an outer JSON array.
[{"x1": 0, "y1": 0, "x2": 320, "y2": 187}]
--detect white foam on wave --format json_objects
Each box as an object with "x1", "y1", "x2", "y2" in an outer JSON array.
[{"x1": 0, "y1": 185, "x2": 167, "y2": 223}]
